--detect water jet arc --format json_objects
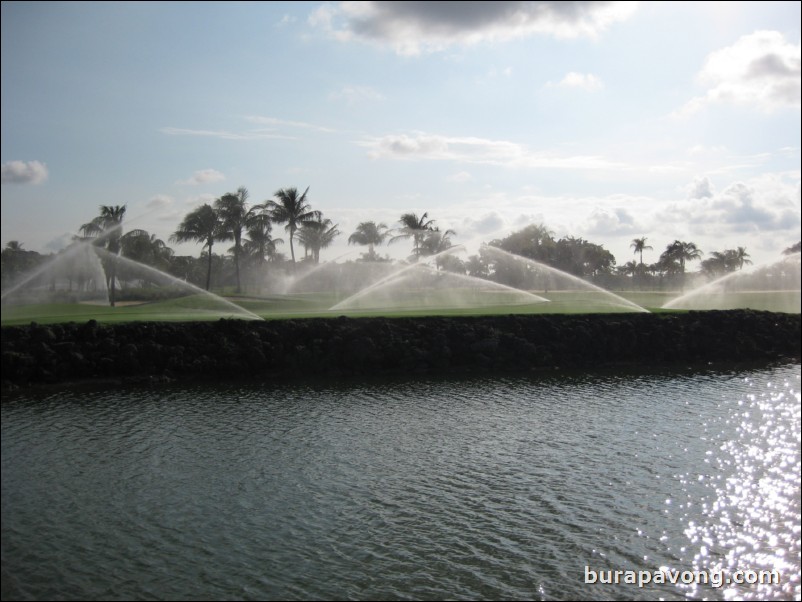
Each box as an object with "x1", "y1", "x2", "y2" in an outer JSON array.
[
  {"x1": 480, "y1": 245, "x2": 650, "y2": 313},
  {"x1": 92, "y1": 248, "x2": 264, "y2": 320},
  {"x1": 329, "y1": 246, "x2": 549, "y2": 313},
  {"x1": 2, "y1": 243, "x2": 263, "y2": 321},
  {"x1": 662, "y1": 252, "x2": 800, "y2": 313}
]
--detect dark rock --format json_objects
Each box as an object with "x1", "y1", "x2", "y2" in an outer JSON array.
[{"x1": 1, "y1": 310, "x2": 799, "y2": 390}]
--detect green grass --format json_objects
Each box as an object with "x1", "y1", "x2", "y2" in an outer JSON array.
[
  {"x1": 1, "y1": 302, "x2": 121, "y2": 324},
  {"x1": 2, "y1": 289, "x2": 798, "y2": 325},
  {"x1": 610, "y1": 291, "x2": 676, "y2": 311},
  {"x1": 0, "y1": 294, "x2": 260, "y2": 325},
  {"x1": 0, "y1": 294, "x2": 650, "y2": 325},
  {"x1": 662, "y1": 290, "x2": 800, "y2": 313}
]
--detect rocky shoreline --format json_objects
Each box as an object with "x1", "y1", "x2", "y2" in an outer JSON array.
[{"x1": 2, "y1": 310, "x2": 800, "y2": 390}]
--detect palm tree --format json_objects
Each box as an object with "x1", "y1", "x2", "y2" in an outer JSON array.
[
  {"x1": 421, "y1": 228, "x2": 457, "y2": 270},
  {"x1": 390, "y1": 212, "x2": 436, "y2": 259},
  {"x1": 243, "y1": 213, "x2": 283, "y2": 265},
  {"x1": 700, "y1": 252, "x2": 730, "y2": 278},
  {"x1": 646, "y1": 262, "x2": 665, "y2": 286},
  {"x1": 2, "y1": 241, "x2": 26, "y2": 281},
  {"x1": 421, "y1": 228, "x2": 456, "y2": 257},
  {"x1": 297, "y1": 214, "x2": 340, "y2": 264},
  {"x1": 263, "y1": 187, "x2": 319, "y2": 266},
  {"x1": 80, "y1": 205, "x2": 126, "y2": 306},
  {"x1": 734, "y1": 246, "x2": 752, "y2": 270},
  {"x1": 215, "y1": 187, "x2": 251, "y2": 293},
  {"x1": 660, "y1": 240, "x2": 703, "y2": 288},
  {"x1": 170, "y1": 204, "x2": 222, "y2": 291},
  {"x1": 677, "y1": 241, "x2": 703, "y2": 273},
  {"x1": 617, "y1": 260, "x2": 638, "y2": 279},
  {"x1": 630, "y1": 237, "x2": 652, "y2": 267},
  {"x1": 151, "y1": 236, "x2": 174, "y2": 271},
  {"x1": 348, "y1": 221, "x2": 390, "y2": 260},
  {"x1": 120, "y1": 229, "x2": 173, "y2": 278},
  {"x1": 241, "y1": 217, "x2": 283, "y2": 294},
  {"x1": 1, "y1": 241, "x2": 37, "y2": 287}
]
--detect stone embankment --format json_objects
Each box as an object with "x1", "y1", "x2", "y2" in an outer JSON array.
[{"x1": 2, "y1": 310, "x2": 800, "y2": 389}]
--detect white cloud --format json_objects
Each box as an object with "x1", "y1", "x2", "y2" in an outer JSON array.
[
  {"x1": 310, "y1": 1, "x2": 637, "y2": 55},
  {"x1": 443, "y1": 183, "x2": 797, "y2": 265},
  {"x1": 447, "y1": 170, "x2": 473, "y2": 183},
  {"x1": 308, "y1": 3, "x2": 337, "y2": 29},
  {"x1": 1, "y1": 160, "x2": 48, "y2": 185},
  {"x1": 160, "y1": 126, "x2": 295, "y2": 140},
  {"x1": 676, "y1": 30, "x2": 801, "y2": 116},
  {"x1": 513, "y1": 212, "x2": 549, "y2": 228},
  {"x1": 162, "y1": 117, "x2": 337, "y2": 141},
  {"x1": 710, "y1": 181, "x2": 799, "y2": 231},
  {"x1": 359, "y1": 131, "x2": 625, "y2": 170},
  {"x1": 548, "y1": 71, "x2": 603, "y2": 90},
  {"x1": 324, "y1": 175, "x2": 798, "y2": 266},
  {"x1": 149, "y1": 194, "x2": 219, "y2": 227},
  {"x1": 584, "y1": 207, "x2": 638, "y2": 235},
  {"x1": 489, "y1": 66, "x2": 514, "y2": 78},
  {"x1": 460, "y1": 212, "x2": 507, "y2": 237},
  {"x1": 328, "y1": 85, "x2": 385, "y2": 105},
  {"x1": 244, "y1": 116, "x2": 337, "y2": 133},
  {"x1": 686, "y1": 144, "x2": 728, "y2": 156},
  {"x1": 686, "y1": 176, "x2": 714, "y2": 199},
  {"x1": 482, "y1": 65, "x2": 514, "y2": 81},
  {"x1": 659, "y1": 172, "x2": 801, "y2": 237},
  {"x1": 44, "y1": 232, "x2": 74, "y2": 252},
  {"x1": 177, "y1": 169, "x2": 226, "y2": 186},
  {"x1": 146, "y1": 194, "x2": 174, "y2": 209},
  {"x1": 276, "y1": 14, "x2": 296, "y2": 27}
]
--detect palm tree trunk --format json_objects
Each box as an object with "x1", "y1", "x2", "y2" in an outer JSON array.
[
  {"x1": 109, "y1": 259, "x2": 116, "y2": 307},
  {"x1": 205, "y1": 241, "x2": 213, "y2": 291},
  {"x1": 234, "y1": 247, "x2": 241, "y2": 293},
  {"x1": 638, "y1": 250, "x2": 644, "y2": 288},
  {"x1": 289, "y1": 227, "x2": 297, "y2": 267}
]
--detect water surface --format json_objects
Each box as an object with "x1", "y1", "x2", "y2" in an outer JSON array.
[{"x1": 2, "y1": 364, "x2": 800, "y2": 600}]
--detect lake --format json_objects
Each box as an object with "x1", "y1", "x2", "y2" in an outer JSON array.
[{"x1": 2, "y1": 363, "x2": 800, "y2": 601}]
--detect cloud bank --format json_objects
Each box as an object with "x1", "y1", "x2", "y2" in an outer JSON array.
[
  {"x1": 359, "y1": 131, "x2": 624, "y2": 170},
  {"x1": 311, "y1": 1, "x2": 637, "y2": 55},
  {"x1": 678, "y1": 30, "x2": 801, "y2": 115},
  {"x1": 177, "y1": 169, "x2": 226, "y2": 186},
  {"x1": 161, "y1": 126, "x2": 295, "y2": 141},
  {"x1": 146, "y1": 195, "x2": 174, "y2": 209},
  {"x1": 686, "y1": 176, "x2": 714, "y2": 199},
  {"x1": 1, "y1": 160, "x2": 48, "y2": 185},
  {"x1": 660, "y1": 173, "x2": 801, "y2": 236}
]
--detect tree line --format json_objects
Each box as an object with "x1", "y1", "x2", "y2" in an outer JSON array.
[{"x1": 2, "y1": 185, "x2": 801, "y2": 297}]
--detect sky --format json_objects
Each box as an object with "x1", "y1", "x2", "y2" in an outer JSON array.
[{"x1": 2, "y1": 1, "x2": 800, "y2": 269}]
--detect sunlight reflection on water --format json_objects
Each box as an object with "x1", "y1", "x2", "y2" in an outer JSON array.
[{"x1": 669, "y1": 374, "x2": 801, "y2": 600}]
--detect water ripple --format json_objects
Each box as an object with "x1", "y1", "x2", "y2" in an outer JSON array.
[{"x1": 2, "y1": 364, "x2": 799, "y2": 601}]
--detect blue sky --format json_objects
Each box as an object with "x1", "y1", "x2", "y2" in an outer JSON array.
[{"x1": 2, "y1": 1, "x2": 800, "y2": 268}]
